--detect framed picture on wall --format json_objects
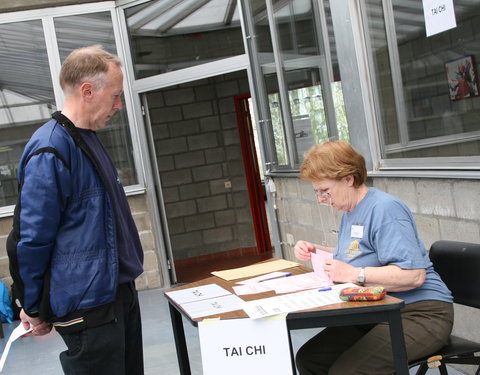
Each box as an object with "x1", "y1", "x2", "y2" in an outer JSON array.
[{"x1": 445, "y1": 55, "x2": 480, "y2": 101}]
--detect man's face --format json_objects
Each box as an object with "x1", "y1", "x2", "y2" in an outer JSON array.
[{"x1": 89, "y1": 63, "x2": 124, "y2": 130}]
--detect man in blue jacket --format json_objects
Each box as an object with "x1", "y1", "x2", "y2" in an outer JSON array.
[{"x1": 7, "y1": 45, "x2": 144, "y2": 375}]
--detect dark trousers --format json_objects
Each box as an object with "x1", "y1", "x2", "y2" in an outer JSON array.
[
  {"x1": 296, "y1": 300, "x2": 453, "y2": 375},
  {"x1": 59, "y1": 282, "x2": 144, "y2": 375}
]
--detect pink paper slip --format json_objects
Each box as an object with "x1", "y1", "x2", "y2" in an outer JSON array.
[{"x1": 311, "y1": 249, "x2": 333, "y2": 284}]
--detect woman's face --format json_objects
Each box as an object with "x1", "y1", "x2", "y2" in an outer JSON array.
[{"x1": 312, "y1": 176, "x2": 357, "y2": 212}]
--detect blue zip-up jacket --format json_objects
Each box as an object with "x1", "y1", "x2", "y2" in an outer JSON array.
[{"x1": 8, "y1": 113, "x2": 119, "y2": 329}]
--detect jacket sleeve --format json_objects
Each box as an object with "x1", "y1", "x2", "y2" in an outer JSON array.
[{"x1": 13, "y1": 150, "x2": 71, "y2": 316}]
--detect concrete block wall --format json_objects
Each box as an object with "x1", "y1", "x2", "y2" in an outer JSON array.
[
  {"x1": 147, "y1": 71, "x2": 256, "y2": 260},
  {"x1": 272, "y1": 175, "x2": 480, "y2": 370},
  {"x1": 0, "y1": 193, "x2": 162, "y2": 292}
]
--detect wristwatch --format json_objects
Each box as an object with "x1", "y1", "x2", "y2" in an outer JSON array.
[{"x1": 357, "y1": 267, "x2": 366, "y2": 286}]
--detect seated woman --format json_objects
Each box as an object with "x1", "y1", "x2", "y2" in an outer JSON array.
[{"x1": 294, "y1": 140, "x2": 453, "y2": 375}]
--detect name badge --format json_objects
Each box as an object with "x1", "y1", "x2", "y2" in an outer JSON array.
[{"x1": 351, "y1": 225, "x2": 364, "y2": 238}]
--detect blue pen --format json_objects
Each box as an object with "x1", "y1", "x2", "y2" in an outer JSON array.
[
  {"x1": 260, "y1": 273, "x2": 292, "y2": 282},
  {"x1": 318, "y1": 287, "x2": 332, "y2": 292}
]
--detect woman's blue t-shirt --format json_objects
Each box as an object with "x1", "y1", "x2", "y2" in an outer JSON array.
[{"x1": 334, "y1": 188, "x2": 452, "y2": 305}]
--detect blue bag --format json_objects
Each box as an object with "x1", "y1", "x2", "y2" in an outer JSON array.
[{"x1": 0, "y1": 281, "x2": 14, "y2": 323}]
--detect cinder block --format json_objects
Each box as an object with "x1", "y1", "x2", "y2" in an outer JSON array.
[
  {"x1": 203, "y1": 227, "x2": 233, "y2": 244},
  {"x1": 162, "y1": 186, "x2": 180, "y2": 203},
  {"x1": 215, "y1": 80, "x2": 239, "y2": 98},
  {"x1": 164, "y1": 87, "x2": 195, "y2": 106},
  {"x1": 199, "y1": 116, "x2": 221, "y2": 132},
  {"x1": 165, "y1": 200, "x2": 197, "y2": 218},
  {"x1": 192, "y1": 164, "x2": 223, "y2": 182},
  {"x1": 417, "y1": 179, "x2": 455, "y2": 217},
  {"x1": 171, "y1": 231, "x2": 203, "y2": 250},
  {"x1": 187, "y1": 133, "x2": 219, "y2": 150},
  {"x1": 214, "y1": 210, "x2": 236, "y2": 225},
  {"x1": 205, "y1": 148, "x2": 226, "y2": 163},
  {"x1": 156, "y1": 137, "x2": 188, "y2": 156},
  {"x1": 414, "y1": 215, "x2": 440, "y2": 251},
  {"x1": 184, "y1": 213, "x2": 215, "y2": 231},
  {"x1": 132, "y1": 212, "x2": 152, "y2": 232},
  {"x1": 139, "y1": 231, "x2": 155, "y2": 252},
  {"x1": 169, "y1": 119, "x2": 200, "y2": 137},
  {"x1": 157, "y1": 155, "x2": 175, "y2": 172},
  {"x1": 197, "y1": 195, "x2": 228, "y2": 213},
  {"x1": 438, "y1": 218, "x2": 480, "y2": 243},
  {"x1": 179, "y1": 182, "x2": 210, "y2": 200},
  {"x1": 143, "y1": 250, "x2": 158, "y2": 272},
  {"x1": 453, "y1": 181, "x2": 480, "y2": 221},
  {"x1": 383, "y1": 178, "x2": 418, "y2": 213},
  {"x1": 183, "y1": 102, "x2": 213, "y2": 119},
  {"x1": 174, "y1": 151, "x2": 205, "y2": 169},
  {"x1": 151, "y1": 106, "x2": 183, "y2": 123},
  {"x1": 0, "y1": 218, "x2": 13, "y2": 236},
  {"x1": 161, "y1": 169, "x2": 192, "y2": 187}
]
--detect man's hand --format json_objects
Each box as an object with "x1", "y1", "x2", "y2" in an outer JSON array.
[{"x1": 20, "y1": 309, "x2": 53, "y2": 336}]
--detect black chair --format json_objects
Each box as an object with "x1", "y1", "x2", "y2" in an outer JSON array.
[{"x1": 408, "y1": 240, "x2": 480, "y2": 375}]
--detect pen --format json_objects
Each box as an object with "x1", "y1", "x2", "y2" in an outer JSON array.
[
  {"x1": 260, "y1": 273, "x2": 292, "y2": 282},
  {"x1": 318, "y1": 287, "x2": 332, "y2": 292}
]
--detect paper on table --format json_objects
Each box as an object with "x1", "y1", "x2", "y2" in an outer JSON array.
[
  {"x1": 241, "y1": 283, "x2": 356, "y2": 319},
  {"x1": 165, "y1": 284, "x2": 231, "y2": 304},
  {"x1": 232, "y1": 282, "x2": 273, "y2": 295},
  {"x1": 262, "y1": 272, "x2": 331, "y2": 294},
  {"x1": 180, "y1": 294, "x2": 244, "y2": 319},
  {"x1": 236, "y1": 271, "x2": 291, "y2": 285},
  {"x1": 311, "y1": 249, "x2": 333, "y2": 284},
  {"x1": 0, "y1": 323, "x2": 32, "y2": 371},
  {"x1": 211, "y1": 259, "x2": 299, "y2": 281}
]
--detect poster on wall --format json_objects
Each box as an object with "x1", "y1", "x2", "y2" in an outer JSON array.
[{"x1": 445, "y1": 55, "x2": 480, "y2": 101}]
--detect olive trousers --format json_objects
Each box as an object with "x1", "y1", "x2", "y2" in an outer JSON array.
[{"x1": 296, "y1": 300, "x2": 454, "y2": 375}]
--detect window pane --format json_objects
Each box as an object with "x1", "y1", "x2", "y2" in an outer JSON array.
[
  {"x1": 366, "y1": 0, "x2": 480, "y2": 159},
  {"x1": 0, "y1": 20, "x2": 56, "y2": 207},
  {"x1": 125, "y1": 0, "x2": 245, "y2": 79},
  {"x1": 55, "y1": 12, "x2": 138, "y2": 185}
]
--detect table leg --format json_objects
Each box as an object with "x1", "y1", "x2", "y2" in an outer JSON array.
[
  {"x1": 168, "y1": 302, "x2": 192, "y2": 375},
  {"x1": 388, "y1": 310, "x2": 409, "y2": 375}
]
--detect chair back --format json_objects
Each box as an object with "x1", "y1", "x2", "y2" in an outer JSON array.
[{"x1": 429, "y1": 240, "x2": 480, "y2": 309}]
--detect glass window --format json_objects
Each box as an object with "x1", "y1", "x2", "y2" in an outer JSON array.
[
  {"x1": 0, "y1": 20, "x2": 56, "y2": 207},
  {"x1": 365, "y1": 0, "x2": 480, "y2": 160},
  {"x1": 125, "y1": 0, "x2": 245, "y2": 79},
  {"x1": 259, "y1": 0, "x2": 348, "y2": 169},
  {"x1": 55, "y1": 12, "x2": 138, "y2": 185}
]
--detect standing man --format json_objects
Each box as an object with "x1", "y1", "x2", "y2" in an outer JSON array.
[{"x1": 7, "y1": 45, "x2": 145, "y2": 375}]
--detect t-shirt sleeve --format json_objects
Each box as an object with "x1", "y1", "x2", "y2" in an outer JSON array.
[{"x1": 372, "y1": 215, "x2": 428, "y2": 269}]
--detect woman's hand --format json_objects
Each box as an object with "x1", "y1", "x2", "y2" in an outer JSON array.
[
  {"x1": 294, "y1": 240, "x2": 316, "y2": 261},
  {"x1": 324, "y1": 259, "x2": 358, "y2": 284}
]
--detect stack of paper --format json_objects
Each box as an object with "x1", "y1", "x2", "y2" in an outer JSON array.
[{"x1": 165, "y1": 284, "x2": 244, "y2": 319}]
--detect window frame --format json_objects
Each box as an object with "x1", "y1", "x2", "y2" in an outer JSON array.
[
  {"x1": 0, "y1": 1, "x2": 146, "y2": 217},
  {"x1": 361, "y1": 0, "x2": 480, "y2": 173}
]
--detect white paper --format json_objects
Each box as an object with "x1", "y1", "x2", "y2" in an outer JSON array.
[
  {"x1": 0, "y1": 323, "x2": 32, "y2": 371},
  {"x1": 241, "y1": 283, "x2": 356, "y2": 319},
  {"x1": 165, "y1": 284, "x2": 231, "y2": 304},
  {"x1": 262, "y1": 272, "x2": 331, "y2": 294},
  {"x1": 233, "y1": 283, "x2": 272, "y2": 295},
  {"x1": 180, "y1": 294, "x2": 244, "y2": 319},
  {"x1": 311, "y1": 249, "x2": 333, "y2": 284},
  {"x1": 236, "y1": 271, "x2": 291, "y2": 285},
  {"x1": 423, "y1": 0, "x2": 456, "y2": 37},
  {"x1": 199, "y1": 316, "x2": 293, "y2": 375}
]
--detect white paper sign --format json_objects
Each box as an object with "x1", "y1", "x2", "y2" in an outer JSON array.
[
  {"x1": 199, "y1": 316, "x2": 293, "y2": 375},
  {"x1": 423, "y1": 0, "x2": 457, "y2": 37}
]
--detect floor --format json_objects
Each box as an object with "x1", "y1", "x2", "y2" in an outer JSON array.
[{"x1": 0, "y1": 250, "x2": 467, "y2": 375}]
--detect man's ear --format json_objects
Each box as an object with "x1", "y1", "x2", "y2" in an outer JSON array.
[{"x1": 80, "y1": 82, "x2": 93, "y2": 100}]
